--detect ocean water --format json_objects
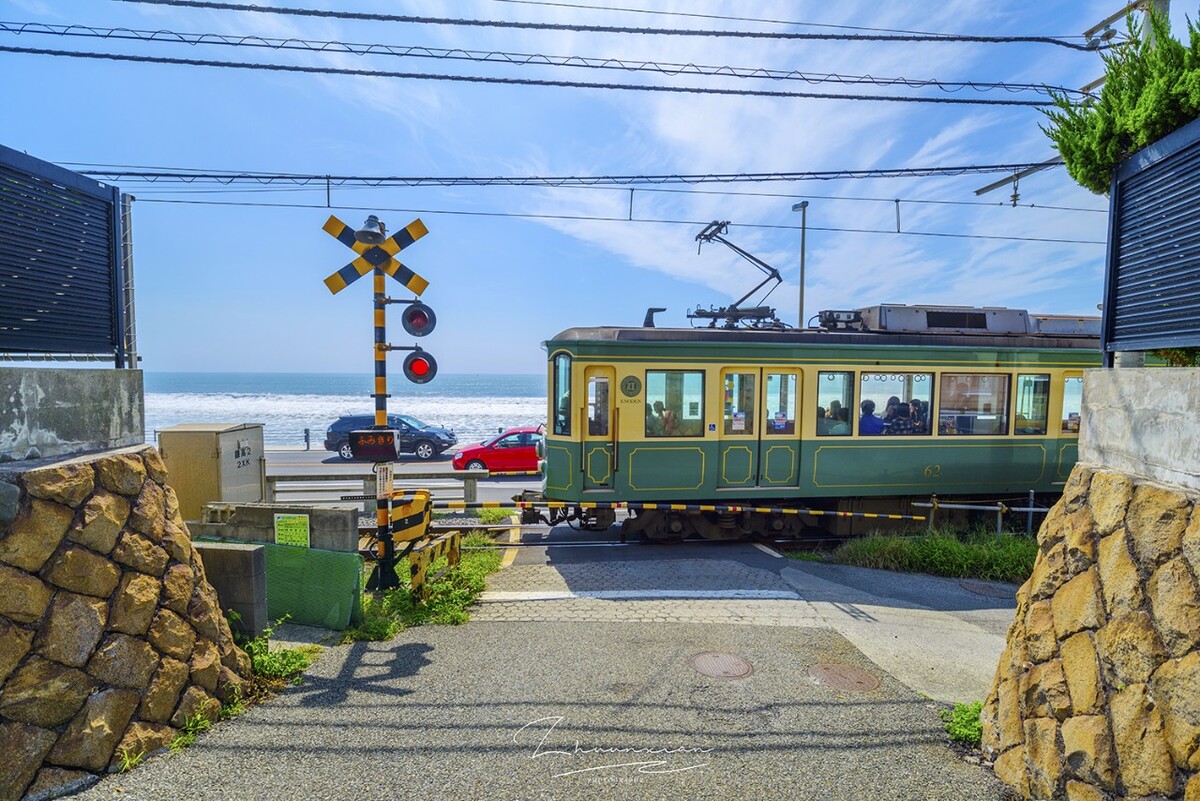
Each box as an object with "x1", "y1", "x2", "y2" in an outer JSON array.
[{"x1": 144, "y1": 372, "x2": 547, "y2": 447}]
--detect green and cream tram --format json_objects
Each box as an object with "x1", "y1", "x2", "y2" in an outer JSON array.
[{"x1": 541, "y1": 304, "x2": 1101, "y2": 540}]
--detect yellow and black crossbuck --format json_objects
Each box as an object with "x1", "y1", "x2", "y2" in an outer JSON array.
[{"x1": 321, "y1": 215, "x2": 430, "y2": 295}]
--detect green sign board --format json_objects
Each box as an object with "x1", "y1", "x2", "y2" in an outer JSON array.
[{"x1": 273, "y1": 513, "x2": 311, "y2": 548}]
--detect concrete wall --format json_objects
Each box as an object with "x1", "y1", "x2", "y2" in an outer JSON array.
[
  {"x1": 0, "y1": 369, "x2": 144, "y2": 464},
  {"x1": 1081, "y1": 368, "x2": 1200, "y2": 492}
]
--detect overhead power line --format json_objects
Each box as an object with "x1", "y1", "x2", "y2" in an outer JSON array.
[
  {"x1": 77, "y1": 163, "x2": 1063, "y2": 187},
  {"x1": 132, "y1": 195, "x2": 1106, "y2": 246},
  {"x1": 57, "y1": 160, "x2": 1104, "y2": 213},
  {"x1": 116, "y1": 0, "x2": 1108, "y2": 51},
  {"x1": 491, "y1": 0, "x2": 1054, "y2": 38},
  {"x1": 0, "y1": 45, "x2": 1060, "y2": 106},
  {"x1": 0, "y1": 21, "x2": 1086, "y2": 99}
]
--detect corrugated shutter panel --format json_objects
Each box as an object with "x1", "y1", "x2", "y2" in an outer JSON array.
[
  {"x1": 1106, "y1": 117, "x2": 1200, "y2": 352},
  {"x1": 0, "y1": 156, "x2": 118, "y2": 354}
]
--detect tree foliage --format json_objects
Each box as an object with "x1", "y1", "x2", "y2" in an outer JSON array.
[{"x1": 1042, "y1": 11, "x2": 1200, "y2": 194}]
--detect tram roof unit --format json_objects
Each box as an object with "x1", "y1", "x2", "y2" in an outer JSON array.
[{"x1": 548, "y1": 304, "x2": 1101, "y2": 352}]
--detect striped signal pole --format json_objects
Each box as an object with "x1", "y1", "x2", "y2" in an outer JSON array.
[{"x1": 323, "y1": 213, "x2": 430, "y2": 590}]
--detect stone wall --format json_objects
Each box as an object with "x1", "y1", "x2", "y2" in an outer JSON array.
[
  {"x1": 982, "y1": 465, "x2": 1200, "y2": 800},
  {"x1": 0, "y1": 446, "x2": 251, "y2": 801},
  {"x1": 0, "y1": 368, "x2": 144, "y2": 464}
]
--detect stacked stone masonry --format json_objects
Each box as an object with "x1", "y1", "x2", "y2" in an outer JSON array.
[
  {"x1": 0, "y1": 446, "x2": 251, "y2": 801},
  {"x1": 983, "y1": 465, "x2": 1200, "y2": 801}
]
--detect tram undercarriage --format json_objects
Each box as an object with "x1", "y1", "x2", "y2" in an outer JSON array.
[{"x1": 520, "y1": 491, "x2": 1055, "y2": 542}]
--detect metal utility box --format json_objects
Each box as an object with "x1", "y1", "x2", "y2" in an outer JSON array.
[{"x1": 158, "y1": 423, "x2": 265, "y2": 522}]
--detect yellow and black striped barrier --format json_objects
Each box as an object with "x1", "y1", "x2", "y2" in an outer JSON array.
[
  {"x1": 432, "y1": 499, "x2": 924, "y2": 522},
  {"x1": 409, "y1": 530, "x2": 461, "y2": 601}
]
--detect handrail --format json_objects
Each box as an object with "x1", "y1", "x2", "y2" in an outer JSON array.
[
  {"x1": 916, "y1": 490, "x2": 1050, "y2": 535},
  {"x1": 265, "y1": 468, "x2": 488, "y2": 510}
]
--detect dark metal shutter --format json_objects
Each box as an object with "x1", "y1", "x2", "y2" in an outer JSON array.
[
  {"x1": 0, "y1": 145, "x2": 123, "y2": 357},
  {"x1": 1103, "y1": 115, "x2": 1200, "y2": 353}
]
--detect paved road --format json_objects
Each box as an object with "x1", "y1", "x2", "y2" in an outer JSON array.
[
  {"x1": 75, "y1": 528, "x2": 1017, "y2": 801},
  {"x1": 264, "y1": 448, "x2": 540, "y2": 505}
]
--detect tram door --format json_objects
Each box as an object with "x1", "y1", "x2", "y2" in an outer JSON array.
[
  {"x1": 759, "y1": 371, "x2": 800, "y2": 488},
  {"x1": 717, "y1": 369, "x2": 800, "y2": 489},
  {"x1": 582, "y1": 368, "x2": 614, "y2": 490}
]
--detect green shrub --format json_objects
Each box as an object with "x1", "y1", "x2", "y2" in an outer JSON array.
[
  {"x1": 824, "y1": 528, "x2": 1037, "y2": 584},
  {"x1": 941, "y1": 701, "x2": 984, "y2": 748},
  {"x1": 1043, "y1": 10, "x2": 1200, "y2": 194}
]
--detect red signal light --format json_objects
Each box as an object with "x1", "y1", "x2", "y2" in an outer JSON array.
[
  {"x1": 401, "y1": 302, "x2": 436, "y2": 337},
  {"x1": 403, "y1": 351, "x2": 438, "y2": 384}
]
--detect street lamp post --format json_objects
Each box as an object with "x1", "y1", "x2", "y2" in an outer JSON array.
[{"x1": 791, "y1": 201, "x2": 809, "y2": 328}]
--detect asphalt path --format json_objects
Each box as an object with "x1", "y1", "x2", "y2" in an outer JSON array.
[{"x1": 72, "y1": 531, "x2": 1017, "y2": 801}]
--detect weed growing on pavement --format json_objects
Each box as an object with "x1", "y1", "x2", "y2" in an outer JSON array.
[
  {"x1": 826, "y1": 527, "x2": 1036, "y2": 583},
  {"x1": 116, "y1": 748, "x2": 145, "y2": 772},
  {"x1": 222, "y1": 614, "x2": 322, "y2": 709},
  {"x1": 241, "y1": 619, "x2": 321, "y2": 685},
  {"x1": 169, "y1": 713, "x2": 212, "y2": 754},
  {"x1": 940, "y1": 701, "x2": 984, "y2": 748},
  {"x1": 343, "y1": 531, "x2": 502, "y2": 642}
]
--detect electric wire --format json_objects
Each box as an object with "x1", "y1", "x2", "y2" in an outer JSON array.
[
  {"x1": 114, "y1": 0, "x2": 1109, "y2": 51},
  {"x1": 58, "y1": 159, "x2": 1103, "y2": 213},
  {"x1": 490, "y1": 0, "x2": 1050, "y2": 37},
  {"x1": 0, "y1": 21, "x2": 1086, "y2": 98},
  {"x1": 0, "y1": 45, "x2": 1061, "y2": 106},
  {"x1": 132, "y1": 195, "x2": 1106, "y2": 245},
  {"x1": 74, "y1": 162, "x2": 1063, "y2": 187}
]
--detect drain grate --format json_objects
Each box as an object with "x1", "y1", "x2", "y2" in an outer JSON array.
[
  {"x1": 690, "y1": 651, "x2": 754, "y2": 679},
  {"x1": 808, "y1": 662, "x2": 880, "y2": 692}
]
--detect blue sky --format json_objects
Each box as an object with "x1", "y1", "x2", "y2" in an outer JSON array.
[{"x1": 3, "y1": 1, "x2": 1191, "y2": 376}]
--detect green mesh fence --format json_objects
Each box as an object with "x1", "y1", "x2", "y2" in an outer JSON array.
[{"x1": 262, "y1": 544, "x2": 363, "y2": 630}]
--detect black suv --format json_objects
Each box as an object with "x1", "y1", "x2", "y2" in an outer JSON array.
[{"x1": 323, "y1": 414, "x2": 457, "y2": 461}]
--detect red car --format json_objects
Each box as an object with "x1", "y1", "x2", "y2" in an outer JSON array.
[{"x1": 452, "y1": 425, "x2": 544, "y2": 472}]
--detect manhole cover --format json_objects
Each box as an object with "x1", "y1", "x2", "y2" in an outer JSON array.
[
  {"x1": 690, "y1": 651, "x2": 754, "y2": 679},
  {"x1": 957, "y1": 579, "x2": 1014, "y2": 599},
  {"x1": 808, "y1": 663, "x2": 880, "y2": 692}
]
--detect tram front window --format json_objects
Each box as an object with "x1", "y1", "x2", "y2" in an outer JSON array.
[{"x1": 553, "y1": 353, "x2": 571, "y2": 436}]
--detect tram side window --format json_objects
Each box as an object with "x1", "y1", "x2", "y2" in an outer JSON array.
[
  {"x1": 722, "y1": 373, "x2": 756, "y2": 435},
  {"x1": 1014, "y1": 374, "x2": 1050, "y2": 435},
  {"x1": 646, "y1": 370, "x2": 704, "y2": 437},
  {"x1": 859, "y1": 372, "x2": 934, "y2": 436},
  {"x1": 1061, "y1": 375, "x2": 1084, "y2": 434},
  {"x1": 938, "y1": 373, "x2": 1011, "y2": 435},
  {"x1": 553, "y1": 353, "x2": 571, "y2": 436},
  {"x1": 817, "y1": 371, "x2": 853, "y2": 436}
]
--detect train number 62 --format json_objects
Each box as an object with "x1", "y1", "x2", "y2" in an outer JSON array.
[{"x1": 923, "y1": 464, "x2": 942, "y2": 477}]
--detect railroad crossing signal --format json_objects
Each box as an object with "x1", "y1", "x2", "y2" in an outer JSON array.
[
  {"x1": 323, "y1": 213, "x2": 440, "y2": 591},
  {"x1": 322, "y1": 215, "x2": 429, "y2": 296}
]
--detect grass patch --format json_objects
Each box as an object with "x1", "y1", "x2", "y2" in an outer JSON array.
[
  {"x1": 940, "y1": 701, "x2": 984, "y2": 748},
  {"x1": 477, "y1": 507, "x2": 516, "y2": 525},
  {"x1": 820, "y1": 527, "x2": 1037, "y2": 584},
  {"x1": 343, "y1": 531, "x2": 502, "y2": 642}
]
